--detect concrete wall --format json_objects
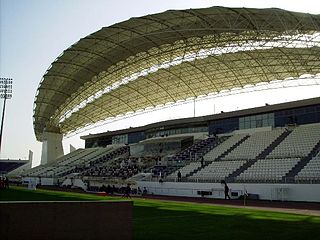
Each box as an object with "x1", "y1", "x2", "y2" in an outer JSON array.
[
  {"x1": 22, "y1": 177, "x2": 55, "y2": 187},
  {"x1": 137, "y1": 181, "x2": 320, "y2": 202},
  {"x1": 0, "y1": 201, "x2": 132, "y2": 240},
  {"x1": 40, "y1": 132, "x2": 64, "y2": 165}
]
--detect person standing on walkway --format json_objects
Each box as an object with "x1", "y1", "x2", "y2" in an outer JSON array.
[
  {"x1": 221, "y1": 180, "x2": 231, "y2": 200},
  {"x1": 177, "y1": 171, "x2": 182, "y2": 182}
]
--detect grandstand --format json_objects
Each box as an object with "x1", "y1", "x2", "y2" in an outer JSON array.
[
  {"x1": 9, "y1": 6, "x2": 320, "y2": 202},
  {"x1": 0, "y1": 159, "x2": 28, "y2": 175},
  {"x1": 295, "y1": 154, "x2": 320, "y2": 182},
  {"x1": 17, "y1": 98, "x2": 320, "y2": 201}
]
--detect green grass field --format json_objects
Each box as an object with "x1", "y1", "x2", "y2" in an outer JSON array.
[{"x1": 1, "y1": 187, "x2": 320, "y2": 240}]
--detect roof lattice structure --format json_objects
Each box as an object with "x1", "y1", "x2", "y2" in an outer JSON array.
[{"x1": 34, "y1": 7, "x2": 320, "y2": 141}]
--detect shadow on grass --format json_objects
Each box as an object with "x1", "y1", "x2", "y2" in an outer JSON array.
[
  {"x1": 0, "y1": 187, "x2": 114, "y2": 201},
  {"x1": 2, "y1": 187, "x2": 320, "y2": 240},
  {"x1": 133, "y1": 202, "x2": 320, "y2": 240}
]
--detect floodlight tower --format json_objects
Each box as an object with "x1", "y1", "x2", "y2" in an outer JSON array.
[{"x1": 0, "y1": 78, "x2": 13, "y2": 153}]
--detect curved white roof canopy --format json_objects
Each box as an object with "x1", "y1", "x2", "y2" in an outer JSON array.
[{"x1": 34, "y1": 7, "x2": 320, "y2": 141}]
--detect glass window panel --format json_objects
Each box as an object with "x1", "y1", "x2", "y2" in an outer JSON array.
[
  {"x1": 256, "y1": 119, "x2": 263, "y2": 128},
  {"x1": 262, "y1": 119, "x2": 268, "y2": 126}
]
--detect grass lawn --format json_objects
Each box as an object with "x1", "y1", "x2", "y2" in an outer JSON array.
[{"x1": 1, "y1": 187, "x2": 320, "y2": 240}]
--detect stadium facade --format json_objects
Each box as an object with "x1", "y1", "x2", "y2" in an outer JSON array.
[{"x1": 81, "y1": 97, "x2": 320, "y2": 147}]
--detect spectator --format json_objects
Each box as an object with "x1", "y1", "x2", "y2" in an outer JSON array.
[
  {"x1": 4, "y1": 176, "x2": 9, "y2": 189},
  {"x1": 112, "y1": 185, "x2": 117, "y2": 195},
  {"x1": 100, "y1": 184, "x2": 107, "y2": 193},
  {"x1": 0, "y1": 176, "x2": 4, "y2": 189},
  {"x1": 123, "y1": 183, "x2": 131, "y2": 198},
  {"x1": 177, "y1": 171, "x2": 182, "y2": 182},
  {"x1": 221, "y1": 180, "x2": 231, "y2": 200},
  {"x1": 137, "y1": 187, "x2": 142, "y2": 195},
  {"x1": 142, "y1": 187, "x2": 148, "y2": 196}
]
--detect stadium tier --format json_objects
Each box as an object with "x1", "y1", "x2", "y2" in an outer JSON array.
[
  {"x1": 203, "y1": 134, "x2": 249, "y2": 161},
  {"x1": 167, "y1": 162, "x2": 202, "y2": 180},
  {"x1": 190, "y1": 160, "x2": 247, "y2": 181},
  {"x1": 21, "y1": 146, "x2": 129, "y2": 178},
  {"x1": 0, "y1": 160, "x2": 29, "y2": 175},
  {"x1": 295, "y1": 154, "x2": 320, "y2": 182},
  {"x1": 236, "y1": 158, "x2": 301, "y2": 182},
  {"x1": 266, "y1": 124, "x2": 320, "y2": 158},
  {"x1": 18, "y1": 122, "x2": 320, "y2": 185},
  {"x1": 222, "y1": 129, "x2": 285, "y2": 160}
]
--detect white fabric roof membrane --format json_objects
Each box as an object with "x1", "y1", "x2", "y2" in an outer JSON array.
[{"x1": 33, "y1": 6, "x2": 320, "y2": 141}]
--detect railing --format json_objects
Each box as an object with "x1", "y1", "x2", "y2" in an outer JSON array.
[{"x1": 145, "y1": 176, "x2": 320, "y2": 184}]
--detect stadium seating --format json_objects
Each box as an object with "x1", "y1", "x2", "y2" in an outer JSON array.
[
  {"x1": 19, "y1": 123, "x2": 320, "y2": 184},
  {"x1": 171, "y1": 137, "x2": 218, "y2": 162},
  {"x1": 83, "y1": 156, "x2": 151, "y2": 179},
  {"x1": 189, "y1": 160, "x2": 247, "y2": 181},
  {"x1": 22, "y1": 146, "x2": 128, "y2": 178},
  {"x1": 222, "y1": 129, "x2": 284, "y2": 160},
  {"x1": 295, "y1": 155, "x2": 320, "y2": 181},
  {"x1": 267, "y1": 123, "x2": 320, "y2": 158},
  {"x1": 204, "y1": 134, "x2": 247, "y2": 161},
  {"x1": 167, "y1": 162, "x2": 201, "y2": 179},
  {"x1": 0, "y1": 161, "x2": 28, "y2": 174},
  {"x1": 237, "y1": 158, "x2": 301, "y2": 182}
]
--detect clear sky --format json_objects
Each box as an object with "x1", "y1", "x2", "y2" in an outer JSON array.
[{"x1": 0, "y1": 0, "x2": 319, "y2": 166}]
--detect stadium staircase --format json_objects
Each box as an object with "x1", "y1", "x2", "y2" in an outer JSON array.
[
  {"x1": 226, "y1": 130, "x2": 293, "y2": 181},
  {"x1": 186, "y1": 135, "x2": 250, "y2": 178},
  {"x1": 284, "y1": 139, "x2": 320, "y2": 183}
]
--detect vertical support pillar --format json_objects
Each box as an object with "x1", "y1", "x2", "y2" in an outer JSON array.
[
  {"x1": 28, "y1": 150, "x2": 33, "y2": 162},
  {"x1": 70, "y1": 144, "x2": 76, "y2": 153},
  {"x1": 40, "y1": 132, "x2": 64, "y2": 165}
]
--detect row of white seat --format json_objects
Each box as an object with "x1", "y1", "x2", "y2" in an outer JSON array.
[
  {"x1": 295, "y1": 155, "x2": 320, "y2": 180},
  {"x1": 190, "y1": 160, "x2": 246, "y2": 180},
  {"x1": 223, "y1": 129, "x2": 284, "y2": 160},
  {"x1": 237, "y1": 158, "x2": 300, "y2": 181},
  {"x1": 23, "y1": 147, "x2": 118, "y2": 177},
  {"x1": 168, "y1": 162, "x2": 201, "y2": 178},
  {"x1": 204, "y1": 134, "x2": 247, "y2": 161},
  {"x1": 267, "y1": 123, "x2": 320, "y2": 158}
]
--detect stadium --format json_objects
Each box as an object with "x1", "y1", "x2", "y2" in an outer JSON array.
[
  {"x1": 8, "y1": 5, "x2": 320, "y2": 200},
  {"x1": 1, "y1": 5, "x2": 320, "y2": 240}
]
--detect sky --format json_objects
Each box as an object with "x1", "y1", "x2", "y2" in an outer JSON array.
[{"x1": 0, "y1": 0, "x2": 319, "y2": 167}]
